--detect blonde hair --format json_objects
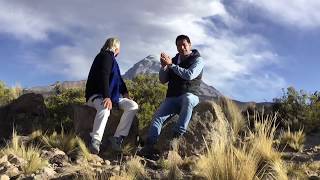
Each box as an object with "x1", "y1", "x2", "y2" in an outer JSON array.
[{"x1": 102, "y1": 37, "x2": 120, "y2": 52}]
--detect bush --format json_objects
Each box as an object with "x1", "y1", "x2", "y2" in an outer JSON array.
[
  {"x1": 0, "y1": 81, "x2": 22, "y2": 106},
  {"x1": 273, "y1": 87, "x2": 320, "y2": 133},
  {"x1": 45, "y1": 87, "x2": 85, "y2": 132},
  {"x1": 44, "y1": 75, "x2": 166, "y2": 131},
  {"x1": 125, "y1": 75, "x2": 167, "y2": 130}
]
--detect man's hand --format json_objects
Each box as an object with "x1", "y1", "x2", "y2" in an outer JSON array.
[
  {"x1": 123, "y1": 93, "x2": 131, "y2": 99},
  {"x1": 102, "y1": 98, "x2": 112, "y2": 110},
  {"x1": 160, "y1": 52, "x2": 172, "y2": 67}
]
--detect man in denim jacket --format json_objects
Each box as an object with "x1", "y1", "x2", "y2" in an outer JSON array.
[{"x1": 139, "y1": 35, "x2": 204, "y2": 159}]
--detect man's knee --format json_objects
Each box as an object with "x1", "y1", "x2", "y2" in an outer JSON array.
[
  {"x1": 124, "y1": 99, "x2": 139, "y2": 111},
  {"x1": 181, "y1": 93, "x2": 199, "y2": 107}
]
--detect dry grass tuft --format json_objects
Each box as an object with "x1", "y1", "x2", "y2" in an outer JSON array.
[
  {"x1": 286, "y1": 163, "x2": 308, "y2": 180},
  {"x1": 279, "y1": 127, "x2": 305, "y2": 152},
  {"x1": 41, "y1": 130, "x2": 78, "y2": 155},
  {"x1": 0, "y1": 130, "x2": 48, "y2": 175},
  {"x1": 109, "y1": 175, "x2": 132, "y2": 180},
  {"x1": 76, "y1": 137, "x2": 93, "y2": 161},
  {"x1": 165, "y1": 139, "x2": 183, "y2": 180},
  {"x1": 126, "y1": 156, "x2": 148, "y2": 179},
  {"x1": 247, "y1": 112, "x2": 288, "y2": 180},
  {"x1": 122, "y1": 143, "x2": 134, "y2": 155},
  {"x1": 196, "y1": 138, "x2": 259, "y2": 180},
  {"x1": 78, "y1": 166, "x2": 111, "y2": 180},
  {"x1": 196, "y1": 108, "x2": 289, "y2": 180},
  {"x1": 218, "y1": 96, "x2": 246, "y2": 141}
]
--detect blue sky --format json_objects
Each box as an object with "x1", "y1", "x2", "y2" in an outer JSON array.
[{"x1": 0, "y1": 0, "x2": 319, "y2": 102}]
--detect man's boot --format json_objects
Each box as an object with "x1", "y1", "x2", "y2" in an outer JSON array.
[
  {"x1": 89, "y1": 138, "x2": 101, "y2": 154},
  {"x1": 108, "y1": 136, "x2": 123, "y2": 152}
]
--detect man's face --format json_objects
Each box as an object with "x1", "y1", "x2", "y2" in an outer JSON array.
[
  {"x1": 176, "y1": 39, "x2": 192, "y2": 56},
  {"x1": 114, "y1": 47, "x2": 120, "y2": 57}
]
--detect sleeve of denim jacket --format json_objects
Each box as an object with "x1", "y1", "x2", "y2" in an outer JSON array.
[
  {"x1": 159, "y1": 66, "x2": 169, "y2": 84},
  {"x1": 169, "y1": 57, "x2": 204, "y2": 80}
]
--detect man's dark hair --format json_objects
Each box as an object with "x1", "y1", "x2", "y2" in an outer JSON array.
[{"x1": 176, "y1": 35, "x2": 191, "y2": 45}]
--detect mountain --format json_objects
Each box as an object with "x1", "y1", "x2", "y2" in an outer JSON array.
[
  {"x1": 123, "y1": 55, "x2": 160, "y2": 79},
  {"x1": 123, "y1": 55, "x2": 223, "y2": 99},
  {"x1": 23, "y1": 80, "x2": 86, "y2": 97},
  {"x1": 23, "y1": 55, "x2": 271, "y2": 110}
]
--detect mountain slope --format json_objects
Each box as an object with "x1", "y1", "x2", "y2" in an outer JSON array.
[
  {"x1": 123, "y1": 55, "x2": 223, "y2": 98},
  {"x1": 23, "y1": 55, "x2": 272, "y2": 110}
]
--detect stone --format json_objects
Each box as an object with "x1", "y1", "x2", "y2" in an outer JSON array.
[
  {"x1": 0, "y1": 166, "x2": 7, "y2": 174},
  {"x1": 0, "y1": 175, "x2": 9, "y2": 180},
  {"x1": 140, "y1": 101, "x2": 231, "y2": 156},
  {"x1": 70, "y1": 104, "x2": 139, "y2": 154},
  {"x1": 6, "y1": 166, "x2": 20, "y2": 177},
  {"x1": 43, "y1": 148, "x2": 69, "y2": 168},
  {"x1": 104, "y1": 160, "x2": 111, "y2": 166},
  {"x1": 112, "y1": 165, "x2": 120, "y2": 172},
  {"x1": 0, "y1": 93, "x2": 48, "y2": 141},
  {"x1": 0, "y1": 156, "x2": 8, "y2": 164},
  {"x1": 88, "y1": 154, "x2": 103, "y2": 164},
  {"x1": 8, "y1": 154, "x2": 25, "y2": 165},
  {"x1": 42, "y1": 167, "x2": 56, "y2": 178}
]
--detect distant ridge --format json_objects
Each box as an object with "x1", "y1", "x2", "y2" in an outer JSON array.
[
  {"x1": 23, "y1": 55, "x2": 271, "y2": 110},
  {"x1": 123, "y1": 55, "x2": 223, "y2": 99}
]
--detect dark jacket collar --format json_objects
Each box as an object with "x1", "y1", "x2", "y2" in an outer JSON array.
[{"x1": 100, "y1": 49, "x2": 115, "y2": 56}]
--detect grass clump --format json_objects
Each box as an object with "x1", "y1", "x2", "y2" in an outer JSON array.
[
  {"x1": 41, "y1": 130, "x2": 79, "y2": 155},
  {"x1": 286, "y1": 163, "x2": 308, "y2": 180},
  {"x1": 78, "y1": 167, "x2": 111, "y2": 180},
  {"x1": 279, "y1": 127, "x2": 305, "y2": 152},
  {"x1": 76, "y1": 137, "x2": 93, "y2": 161},
  {"x1": 196, "y1": 138, "x2": 260, "y2": 180},
  {"x1": 0, "y1": 130, "x2": 48, "y2": 175},
  {"x1": 125, "y1": 156, "x2": 148, "y2": 180},
  {"x1": 219, "y1": 96, "x2": 246, "y2": 140},
  {"x1": 196, "y1": 98, "x2": 288, "y2": 180},
  {"x1": 166, "y1": 139, "x2": 183, "y2": 180}
]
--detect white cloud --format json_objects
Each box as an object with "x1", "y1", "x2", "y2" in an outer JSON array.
[
  {"x1": 237, "y1": 0, "x2": 320, "y2": 29},
  {"x1": 0, "y1": 0, "x2": 287, "y2": 101}
]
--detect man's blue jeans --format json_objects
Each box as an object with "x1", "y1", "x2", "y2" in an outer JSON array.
[{"x1": 146, "y1": 93, "x2": 199, "y2": 145}]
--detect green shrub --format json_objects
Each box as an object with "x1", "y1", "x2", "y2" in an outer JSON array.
[
  {"x1": 0, "y1": 81, "x2": 22, "y2": 106},
  {"x1": 45, "y1": 87, "x2": 85, "y2": 132},
  {"x1": 273, "y1": 87, "x2": 320, "y2": 133},
  {"x1": 125, "y1": 75, "x2": 167, "y2": 130},
  {"x1": 44, "y1": 75, "x2": 166, "y2": 131}
]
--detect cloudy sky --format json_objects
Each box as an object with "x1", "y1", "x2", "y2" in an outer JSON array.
[{"x1": 0, "y1": 0, "x2": 319, "y2": 102}]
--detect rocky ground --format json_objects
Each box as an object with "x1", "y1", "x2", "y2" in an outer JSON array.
[
  {"x1": 1, "y1": 133, "x2": 320, "y2": 180},
  {"x1": 1, "y1": 94, "x2": 320, "y2": 179},
  {"x1": 281, "y1": 131, "x2": 320, "y2": 179}
]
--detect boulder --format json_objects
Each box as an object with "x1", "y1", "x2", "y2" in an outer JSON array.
[
  {"x1": 141, "y1": 100, "x2": 231, "y2": 157},
  {"x1": 0, "y1": 93, "x2": 48, "y2": 141},
  {"x1": 0, "y1": 175, "x2": 9, "y2": 180},
  {"x1": 42, "y1": 148, "x2": 69, "y2": 168},
  {"x1": 70, "y1": 105, "x2": 139, "y2": 152}
]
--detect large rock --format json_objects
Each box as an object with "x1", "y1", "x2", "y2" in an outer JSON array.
[
  {"x1": 142, "y1": 100, "x2": 231, "y2": 157},
  {"x1": 70, "y1": 105, "x2": 139, "y2": 152},
  {"x1": 0, "y1": 93, "x2": 48, "y2": 141}
]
